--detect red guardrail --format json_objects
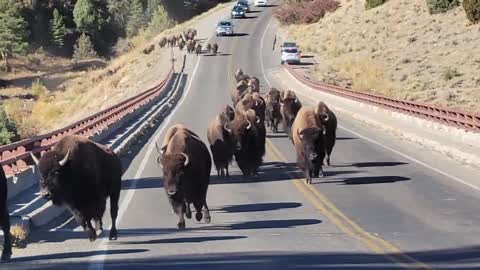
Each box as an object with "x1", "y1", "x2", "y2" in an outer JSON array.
[
  {"x1": 286, "y1": 66, "x2": 480, "y2": 133},
  {"x1": 0, "y1": 67, "x2": 174, "y2": 176}
]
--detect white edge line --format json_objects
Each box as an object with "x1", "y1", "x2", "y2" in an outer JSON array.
[
  {"x1": 260, "y1": 19, "x2": 273, "y2": 88},
  {"x1": 87, "y1": 32, "x2": 215, "y2": 270}
]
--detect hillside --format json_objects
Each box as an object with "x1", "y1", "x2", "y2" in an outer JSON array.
[{"x1": 280, "y1": 0, "x2": 480, "y2": 112}]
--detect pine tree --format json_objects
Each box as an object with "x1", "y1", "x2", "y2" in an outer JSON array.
[
  {"x1": 148, "y1": 5, "x2": 173, "y2": 35},
  {"x1": 50, "y1": 8, "x2": 66, "y2": 47},
  {"x1": 126, "y1": 0, "x2": 146, "y2": 38},
  {"x1": 73, "y1": 32, "x2": 98, "y2": 60},
  {"x1": 0, "y1": 0, "x2": 28, "y2": 71},
  {"x1": 146, "y1": 0, "x2": 162, "y2": 20}
]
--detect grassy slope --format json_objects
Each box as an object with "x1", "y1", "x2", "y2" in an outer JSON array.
[
  {"x1": 2, "y1": 3, "x2": 229, "y2": 137},
  {"x1": 281, "y1": 0, "x2": 480, "y2": 112}
]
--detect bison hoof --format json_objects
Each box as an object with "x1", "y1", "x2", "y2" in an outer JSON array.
[
  {"x1": 109, "y1": 230, "x2": 118, "y2": 240},
  {"x1": 177, "y1": 221, "x2": 186, "y2": 230},
  {"x1": 88, "y1": 233, "x2": 97, "y2": 242},
  {"x1": 204, "y1": 213, "x2": 211, "y2": 223},
  {"x1": 1, "y1": 250, "x2": 12, "y2": 261},
  {"x1": 195, "y1": 212, "x2": 203, "y2": 222},
  {"x1": 186, "y1": 210, "x2": 192, "y2": 219}
]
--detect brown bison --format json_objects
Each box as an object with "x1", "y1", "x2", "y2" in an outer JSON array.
[
  {"x1": 195, "y1": 43, "x2": 202, "y2": 56},
  {"x1": 159, "y1": 37, "x2": 167, "y2": 48},
  {"x1": 248, "y1": 77, "x2": 260, "y2": 92},
  {"x1": 265, "y1": 88, "x2": 282, "y2": 133},
  {"x1": 158, "y1": 125, "x2": 212, "y2": 229},
  {"x1": 178, "y1": 39, "x2": 186, "y2": 51},
  {"x1": 0, "y1": 167, "x2": 12, "y2": 261},
  {"x1": 206, "y1": 43, "x2": 212, "y2": 53},
  {"x1": 292, "y1": 105, "x2": 329, "y2": 184},
  {"x1": 235, "y1": 68, "x2": 250, "y2": 83},
  {"x1": 212, "y1": 43, "x2": 219, "y2": 55},
  {"x1": 316, "y1": 102, "x2": 337, "y2": 166},
  {"x1": 231, "y1": 80, "x2": 249, "y2": 105},
  {"x1": 143, "y1": 44, "x2": 155, "y2": 54},
  {"x1": 227, "y1": 110, "x2": 264, "y2": 176},
  {"x1": 208, "y1": 107, "x2": 235, "y2": 177},
  {"x1": 280, "y1": 90, "x2": 302, "y2": 140},
  {"x1": 186, "y1": 40, "x2": 195, "y2": 53},
  {"x1": 30, "y1": 135, "x2": 122, "y2": 241},
  {"x1": 224, "y1": 104, "x2": 235, "y2": 121}
]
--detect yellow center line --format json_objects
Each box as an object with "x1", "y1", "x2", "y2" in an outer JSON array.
[{"x1": 265, "y1": 139, "x2": 433, "y2": 269}]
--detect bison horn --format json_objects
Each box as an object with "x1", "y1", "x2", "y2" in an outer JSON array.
[
  {"x1": 155, "y1": 142, "x2": 162, "y2": 154},
  {"x1": 223, "y1": 123, "x2": 232, "y2": 134},
  {"x1": 246, "y1": 120, "x2": 252, "y2": 130},
  {"x1": 320, "y1": 112, "x2": 329, "y2": 122},
  {"x1": 58, "y1": 148, "x2": 70, "y2": 167},
  {"x1": 297, "y1": 129, "x2": 304, "y2": 141},
  {"x1": 181, "y1": 153, "x2": 189, "y2": 167},
  {"x1": 256, "y1": 116, "x2": 261, "y2": 124},
  {"x1": 30, "y1": 152, "x2": 40, "y2": 166}
]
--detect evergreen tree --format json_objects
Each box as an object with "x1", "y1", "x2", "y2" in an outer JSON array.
[
  {"x1": 146, "y1": 0, "x2": 162, "y2": 20},
  {"x1": 0, "y1": 0, "x2": 28, "y2": 70},
  {"x1": 126, "y1": 0, "x2": 146, "y2": 38},
  {"x1": 50, "y1": 8, "x2": 66, "y2": 47},
  {"x1": 148, "y1": 5, "x2": 173, "y2": 35},
  {"x1": 0, "y1": 106, "x2": 19, "y2": 145},
  {"x1": 73, "y1": 32, "x2": 98, "y2": 60},
  {"x1": 107, "y1": 0, "x2": 131, "y2": 36}
]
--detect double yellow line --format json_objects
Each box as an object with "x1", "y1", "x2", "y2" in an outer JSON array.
[{"x1": 265, "y1": 139, "x2": 433, "y2": 269}]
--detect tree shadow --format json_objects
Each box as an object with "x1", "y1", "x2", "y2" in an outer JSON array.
[
  {"x1": 121, "y1": 177, "x2": 163, "y2": 190},
  {"x1": 214, "y1": 202, "x2": 302, "y2": 213},
  {"x1": 115, "y1": 236, "x2": 246, "y2": 245},
  {"x1": 321, "y1": 176, "x2": 411, "y2": 185}
]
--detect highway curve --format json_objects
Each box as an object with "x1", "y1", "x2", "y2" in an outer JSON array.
[{"x1": 3, "y1": 1, "x2": 480, "y2": 269}]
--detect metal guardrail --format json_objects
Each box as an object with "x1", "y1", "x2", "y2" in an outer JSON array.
[
  {"x1": 0, "y1": 66, "x2": 175, "y2": 176},
  {"x1": 286, "y1": 66, "x2": 480, "y2": 133}
]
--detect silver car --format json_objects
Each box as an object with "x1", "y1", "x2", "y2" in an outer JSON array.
[
  {"x1": 281, "y1": 47, "x2": 301, "y2": 65},
  {"x1": 216, "y1": 20, "x2": 234, "y2": 36}
]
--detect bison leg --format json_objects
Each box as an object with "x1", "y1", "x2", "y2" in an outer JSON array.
[
  {"x1": 226, "y1": 166, "x2": 230, "y2": 177},
  {"x1": 194, "y1": 201, "x2": 203, "y2": 222},
  {"x1": 109, "y1": 189, "x2": 120, "y2": 240},
  {"x1": 177, "y1": 203, "x2": 186, "y2": 229},
  {"x1": 95, "y1": 218, "x2": 104, "y2": 235},
  {"x1": 85, "y1": 219, "x2": 97, "y2": 242},
  {"x1": 0, "y1": 210, "x2": 12, "y2": 261},
  {"x1": 185, "y1": 203, "x2": 192, "y2": 219},
  {"x1": 203, "y1": 201, "x2": 211, "y2": 224}
]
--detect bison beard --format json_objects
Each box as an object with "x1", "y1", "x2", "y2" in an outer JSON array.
[
  {"x1": 31, "y1": 135, "x2": 122, "y2": 242},
  {"x1": 159, "y1": 125, "x2": 212, "y2": 229},
  {"x1": 0, "y1": 167, "x2": 12, "y2": 261}
]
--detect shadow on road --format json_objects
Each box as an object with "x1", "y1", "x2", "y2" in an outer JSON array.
[
  {"x1": 336, "y1": 136, "x2": 358, "y2": 140},
  {"x1": 226, "y1": 219, "x2": 321, "y2": 230},
  {"x1": 10, "y1": 248, "x2": 148, "y2": 263},
  {"x1": 214, "y1": 202, "x2": 302, "y2": 213},
  {"x1": 10, "y1": 246, "x2": 480, "y2": 269},
  {"x1": 322, "y1": 176, "x2": 411, "y2": 185},
  {"x1": 210, "y1": 161, "x2": 300, "y2": 184},
  {"x1": 115, "y1": 236, "x2": 246, "y2": 245},
  {"x1": 266, "y1": 133, "x2": 289, "y2": 139},
  {"x1": 122, "y1": 177, "x2": 163, "y2": 190}
]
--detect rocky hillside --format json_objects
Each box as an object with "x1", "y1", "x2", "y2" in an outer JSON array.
[{"x1": 281, "y1": 0, "x2": 480, "y2": 112}]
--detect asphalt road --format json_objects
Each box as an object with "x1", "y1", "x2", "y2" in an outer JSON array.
[{"x1": 3, "y1": 1, "x2": 480, "y2": 269}]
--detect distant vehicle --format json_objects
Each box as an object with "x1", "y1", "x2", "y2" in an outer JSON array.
[
  {"x1": 281, "y1": 41, "x2": 298, "y2": 52},
  {"x1": 216, "y1": 20, "x2": 234, "y2": 36},
  {"x1": 237, "y1": 0, "x2": 250, "y2": 12},
  {"x1": 231, "y1": 5, "x2": 246, "y2": 18},
  {"x1": 254, "y1": 0, "x2": 268, "y2": 6},
  {"x1": 281, "y1": 47, "x2": 301, "y2": 65}
]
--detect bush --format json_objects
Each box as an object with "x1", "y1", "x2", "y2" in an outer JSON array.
[
  {"x1": 32, "y1": 79, "x2": 47, "y2": 99},
  {"x1": 274, "y1": 0, "x2": 340, "y2": 25},
  {"x1": 463, "y1": 0, "x2": 480, "y2": 23},
  {"x1": 365, "y1": 0, "x2": 386, "y2": 9},
  {"x1": 426, "y1": 0, "x2": 459, "y2": 14},
  {"x1": 0, "y1": 106, "x2": 19, "y2": 145},
  {"x1": 113, "y1": 38, "x2": 132, "y2": 55},
  {"x1": 73, "y1": 33, "x2": 98, "y2": 60}
]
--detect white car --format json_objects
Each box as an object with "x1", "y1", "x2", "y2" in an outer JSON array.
[
  {"x1": 281, "y1": 47, "x2": 301, "y2": 65},
  {"x1": 255, "y1": 0, "x2": 268, "y2": 6},
  {"x1": 216, "y1": 20, "x2": 234, "y2": 36}
]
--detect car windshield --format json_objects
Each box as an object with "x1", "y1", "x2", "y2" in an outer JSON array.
[
  {"x1": 283, "y1": 42, "x2": 297, "y2": 48},
  {"x1": 238, "y1": 1, "x2": 248, "y2": 6},
  {"x1": 219, "y1": 21, "x2": 232, "y2": 27},
  {"x1": 233, "y1": 6, "x2": 243, "y2": 11},
  {"x1": 284, "y1": 48, "x2": 298, "y2": 53}
]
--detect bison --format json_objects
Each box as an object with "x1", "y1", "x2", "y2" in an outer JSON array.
[
  {"x1": 206, "y1": 43, "x2": 212, "y2": 54},
  {"x1": 208, "y1": 107, "x2": 235, "y2": 177},
  {"x1": 195, "y1": 43, "x2": 202, "y2": 56},
  {"x1": 142, "y1": 44, "x2": 155, "y2": 54},
  {"x1": 316, "y1": 102, "x2": 337, "y2": 166},
  {"x1": 265, "y1": 88, "x2": 282, "y2": 132},
  {"x1": 248, "y1": 77, "x2": 260, "y2": 93},
  {"x1": 280, "y1": 90, "x2": 302, "y2": 140},
  {"x1": 158, "y1": 124, "x2": 212, "y2": 229},
  {"x1": 159, "y1": 37, "x2": 167, "y2": 48},
  {"x1": 186, "y1": 40, "x2": 195, "y2": 53},
  {"x1": 30, "y1": 135, "x2": 122, "y2": 242},
  {"x1": 178, "y1": 40, "x2": 186, "y2": 51},
  {"x1": 0, "y1": 167, "x2": 12, "y2": 261},
  {"x1": 212, "y1": 43, "x2": 219, "y2": 55},
  {"x1": 227, "y1": 109, "x2": 264, "y2": 176},
  {"x1": 231, "y1": 80, "x2": 249, "y2": 106},
  {"x1": 292, "y1": 105, "x2": 329, "y2": 184}
]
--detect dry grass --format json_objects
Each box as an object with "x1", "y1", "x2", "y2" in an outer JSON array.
[
  {"x1": 10, "y1": 225, "x2": 28, "y2": 248},
  {"x1": 1, "y1": 3, "x2": 229, "y2": 136},
  {"x1": 280, "y1": 0, "x2": 480, "y2": 112}
]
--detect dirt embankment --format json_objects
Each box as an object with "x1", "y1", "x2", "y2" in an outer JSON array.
[{"x1": 280, "y1": 0, "x2": 480, "y2": 112}]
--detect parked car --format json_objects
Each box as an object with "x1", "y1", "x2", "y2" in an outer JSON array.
[
  {"x1": 254, "y1": 0, "x2": 268, "y2": 6},
  {"x1": 237, "y1": 0, "x2": 250, "y2": 12},
  {"x1": 231, "y1": 5, "x2": 246, "y2": 18},
  {"x1": 281, "y1": 41, "x2": 298, "y2": 52},
  {"x1": 281, "y1": 47, "x2": 301, "y2": 65},
  {"x1": 216, "y1": 20, "x2": 235, "y2": 36}
]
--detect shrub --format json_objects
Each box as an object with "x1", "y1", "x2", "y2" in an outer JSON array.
[
  {"x1": 426, "y1": 0, "x2": 459, "y2": 14},
  {"x1": 463, "y1": 0, "x2": 480, "y2": 23},
  {"x1": 365, "y1": 0, "x2": 386, "y2": 9},
  {"x1": 274, "y1": 0, "x2": 340, "y2": 25},
  {"x1": 73, "y1": 33, "x2": 98, "y2": 60},
  {"x1": 113, "y1": 38, "x2": 132, "y2": 55},
  {"x1": 442, "y1": 67, "x2": 462, "y2": 81},
  {"x1": 0, "y1": 106, "x2": 19, "y2": 145},
  {"x1": 32, "y1": 79, "x2": 47, "y2": 99}
]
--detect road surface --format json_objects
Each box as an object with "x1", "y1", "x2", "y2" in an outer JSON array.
[{"x1": 3, "y1": 1, "x2": 480, "y2": 269}]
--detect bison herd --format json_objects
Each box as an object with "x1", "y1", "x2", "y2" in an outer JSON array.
[
  {"x1": 159, "y1": 28, "x2": 219, "y2": 56},
  {"x1": 0, "y1": 68, "x2": 338, "y2": 261}
]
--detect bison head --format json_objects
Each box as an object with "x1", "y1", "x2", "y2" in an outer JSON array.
[
  {"x1": 160, "y1": 153, "x2": 189, "y2": 197},
  {"x1": 224, "y1": 105, "x2": 235, "y2": 121},
  {"x1": 30, "y1": 149, "x2": 70, "y2": 204},
  {"x1": 226, "y1": 114, "x2": 253, "y2": 152},
  {"x1": 297, "y1": 127, "x2": 323, "y2": 162}
]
